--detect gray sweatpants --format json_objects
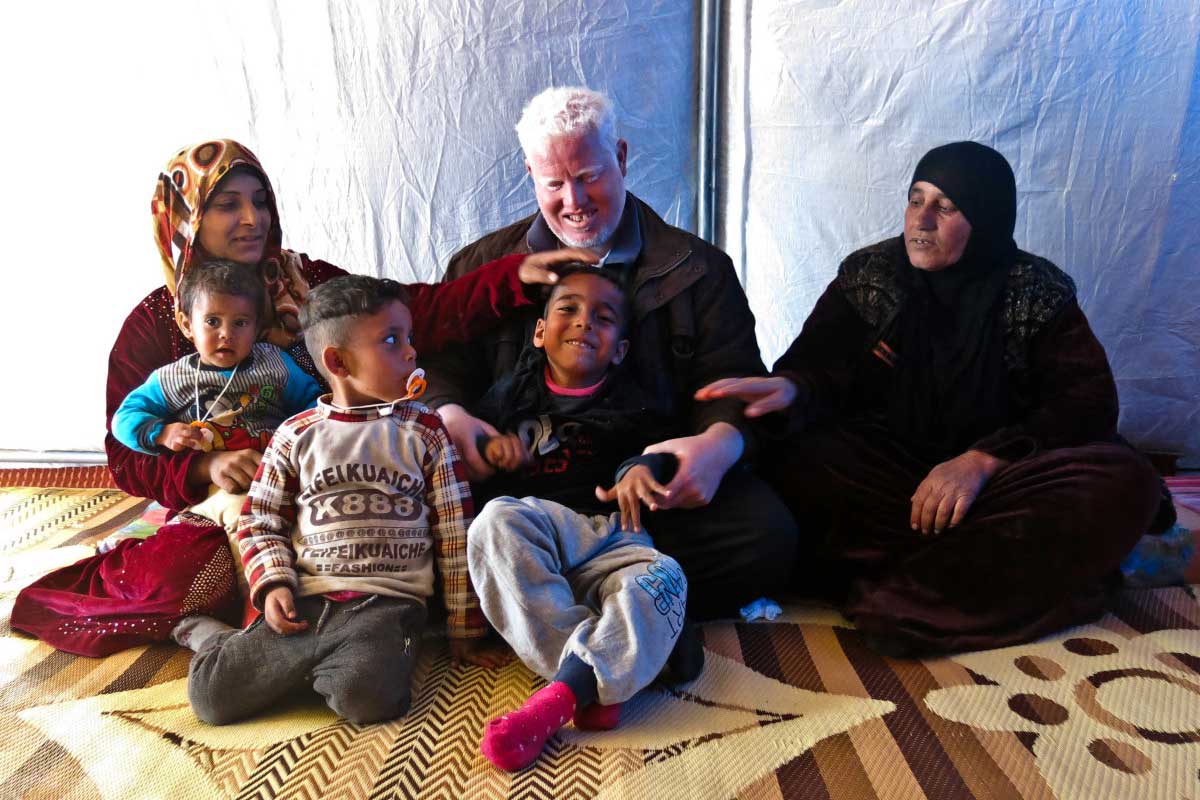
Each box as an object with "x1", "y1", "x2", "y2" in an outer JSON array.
[
  {"x1": 467, "y1": 496, "x2": 687, "y2": 705},
  {"x1": 188, "y1": 594, "x2": 425, "y2": 725}
]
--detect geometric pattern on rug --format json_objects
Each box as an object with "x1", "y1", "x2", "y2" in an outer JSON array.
[
  {"x1": 1, "y1": 488, "x2": 1198, "y2": 799},
  {"x1": 0, "y1": 466, "x2": 118, "y2": 490}
]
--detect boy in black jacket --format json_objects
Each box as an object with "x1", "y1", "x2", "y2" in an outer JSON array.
[{"x1": 468, "y1": 267, "x2": 691, "y2": 771}]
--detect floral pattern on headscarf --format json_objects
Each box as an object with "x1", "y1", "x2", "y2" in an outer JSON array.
[{"x1": 151, "y1": 139, "x2": 311, "y2": 348}]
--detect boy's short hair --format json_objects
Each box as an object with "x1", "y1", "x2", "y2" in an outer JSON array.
[
  {"x1": 177, "y1": 259, "x2": 267, "y2": 320},
  {"x1": 301, "y1": 275, "x2": 410, "y2": 380},
  {"x1": 543, "y1": 264, "x2": 632, "y2": 335}
]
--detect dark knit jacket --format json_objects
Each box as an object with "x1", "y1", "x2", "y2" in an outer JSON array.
[
  {"x1": 774, "y1": 236, "x2": 1119, "y2": 462},
  {"x1": 422, "y1": 193, "x2": 767, "y2": 451},
  {"x1": 837, "y1": 237, "x2": 1078, "y2": 373},
  {"x1": 474, "y1": 347, "x2": 677, "y2": 516}
]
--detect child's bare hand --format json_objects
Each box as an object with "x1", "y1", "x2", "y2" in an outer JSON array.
[
  {"x1": 263, "y1": 586, "x2": 308, "y2": 635},
  {"x1": 481, "y1": 433, "x2": 533, "y2": 472},
  {"x1": 156, "y1": 422, "x2": 208, "y2": 452},
  {"x1": 449, "y1": 638, "x2": 514, "y2": 668},
  {"x1": 595, "y1": 464, "x2": 670, "y2": 532}
]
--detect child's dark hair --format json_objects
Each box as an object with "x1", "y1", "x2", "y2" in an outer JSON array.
[
  {"x1": 177, "y1": 259, "x2": 267, "y2": 321},
  {"x1": 543, "y1": 263, "x2": 633, "y2": 334},
  {"x1": 301, "y1": 275, "x2": 410, "y2": 379}
]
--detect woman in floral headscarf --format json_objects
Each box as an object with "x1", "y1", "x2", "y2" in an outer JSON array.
[{"x1": 13, "y1": 139, "x2": 587, "y2": 656}]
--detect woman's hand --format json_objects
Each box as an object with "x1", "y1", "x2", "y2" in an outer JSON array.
[
  {"x1": 517, "y1": 248, "x2": 599, "y2": 285},
  {"x1": 263, "y1": 585, "x2": 308, "y2": 635},
  {"x1": 595, "y1": 464, "x2": 671, "y2": 532},
  {"x1": 910, "y1": 450, "x2": 1010, "y2": 535},
  {"x1": 694, "y1": 376, "x2": 798, "y2": 417},
  {"x1": 189, "y1": 449, "x2": 263, "y2": 493},
  {"x1": 156, "y1": 422, "x2": 208, "y2": 452}
]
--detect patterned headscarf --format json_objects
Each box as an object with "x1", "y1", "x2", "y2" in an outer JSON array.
[{"x1": 152, "y1": 139, "x2": 312, "y2": 348}]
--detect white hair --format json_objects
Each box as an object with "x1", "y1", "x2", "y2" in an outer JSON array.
[{"x1": 515, "y1": 86, "x2": 619, "y2": 159}]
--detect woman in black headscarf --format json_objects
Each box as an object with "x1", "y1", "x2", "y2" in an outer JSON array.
[{"x1": 699, "y1": 142, "x2": 1170, "y2": 655}]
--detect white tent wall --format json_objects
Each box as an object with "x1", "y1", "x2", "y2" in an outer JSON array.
[
  {"x1": 0, "y1": 1, "x2": 696, "y2": 459},
  {"x1": 3, "y1": 1, "x2": 1197, "y2": 466},
  {"x1": 720, "y1": 0, "x2": 1200, "y2": 465}
]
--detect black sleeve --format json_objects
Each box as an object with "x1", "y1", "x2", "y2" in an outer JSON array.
[
  {"x1": 686, "y1": 251, "x2": 768, "y2": 428},
  {"x1": 968, "y1": 301, "x2": 1119, "y2": 460},
  {"x1": 770, "y1": 277, "x2": 874, "y2": 433},
  {"x1": 613, "y1": 453, "x2": 679, "y2": 485}
]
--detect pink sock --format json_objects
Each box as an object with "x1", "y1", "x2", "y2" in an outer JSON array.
[
  {"x1": 572, "y1": 702, "x2": 621, "y2": 731},
  {"x1": 481, "y1": 681, "x2": 576, "y2": 771}
]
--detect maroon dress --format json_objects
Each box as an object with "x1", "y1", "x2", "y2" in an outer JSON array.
[
  {"x1": 767, "y1": 242, "x2": 1165, "y2": 654},
  {"x1": 13, "y1": 253, "x2": 535, "y2": 656}
]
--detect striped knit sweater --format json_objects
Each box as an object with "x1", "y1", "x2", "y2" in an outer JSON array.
[{"x1": 236, "y1": 396, "x2": 485, "y2": 639}]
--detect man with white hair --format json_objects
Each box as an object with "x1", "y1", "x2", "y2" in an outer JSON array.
[{"x1": 423, "y1": 86, "x2": 797, "y2": 623}]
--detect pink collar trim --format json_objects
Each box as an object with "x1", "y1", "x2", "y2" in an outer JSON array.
[{"x1": 544, "y1": 366, "x2": 606, "y2": 397}]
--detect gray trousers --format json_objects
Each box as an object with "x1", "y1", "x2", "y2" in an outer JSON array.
[
  {"x1": 467, "y1": 496, "x2": 687, "y2": 705},
  {"x1": 188, "y1": 594, "x2": 425, "y2": 725}
]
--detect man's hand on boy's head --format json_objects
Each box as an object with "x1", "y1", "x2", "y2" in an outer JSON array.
[
  {"x1": 595, "y1": 465, "x2": 671, "y2": 532},
  {"x1": 449, "y1": 637, "x2": 514, "y2": 669},
  {"x1": 156, "y1": 422, "x2": 209, "y2": 452},
  {"x1": 481, "y1": 433, "x2": 533, "y2": 473},
  {"x1": 517, "y1": 248, "x2": 599, "y2": 286},
  {"x1": 263, "y1": 585, "x2": 309, "y2": 635}
]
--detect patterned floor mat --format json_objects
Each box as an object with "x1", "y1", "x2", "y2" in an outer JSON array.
[
  {"x1": 0, "y1": 466, "x2": 117, "y2": 489},
  {"x1": 1, "y1": 488, "x2": 1198, "y2": 799}
]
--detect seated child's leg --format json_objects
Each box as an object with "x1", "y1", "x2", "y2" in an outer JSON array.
[
  {"x1": 564, "y1": 529, "x2": 688, "y2": 706},
  {"x1": 186, "y1": 489, "x2": 252, "y2": 600},
  {"x1": 171, "y1": 615, "x2": 234, "y2": 651},
  {"x1": 480, "y1": 653, "x2": 618, "y2": 771},
  {"x1": 475, "y1": 503, "x2": 688, "y2": 771},
  {"x1": 573, "y1": 700, "x2": 622, "y2": 731},
  {"x1": 310, "y1": 597, "x2": 426, "y2": 725},
  {"x1": 552, "y1": 654, "x2": 619, "y2": 730},
  {"x1": 467, "y1": 497, "x2": 624, "y2": 683},
  {"x1": 481, "y1": 671, "x2": 579, "y2": 771},
  {"x1": 187, "y1": 488, "x2": 249, "y2": 534},
  {"x1": 187, "y1": 596, "x2": 323, "y2": 726}
]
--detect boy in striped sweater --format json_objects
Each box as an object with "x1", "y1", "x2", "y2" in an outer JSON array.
[{"x1": 184, "y1": 275, "x2": 505, "y2": 726}]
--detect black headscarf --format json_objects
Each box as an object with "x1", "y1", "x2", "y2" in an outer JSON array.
[{"x1": 885, "y1": 142, "x2": 1019, "y2": 457}]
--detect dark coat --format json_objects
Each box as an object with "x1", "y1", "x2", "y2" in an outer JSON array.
[
  {"x1": 421, "y1": 193, "x2": 767, "y2": 449},
  {"x1": 474, "y1": 346, "x2": 675, "y2": 515},
  {"x1": 773, "y1": 236, "x2": 1120, "y2": 462}
]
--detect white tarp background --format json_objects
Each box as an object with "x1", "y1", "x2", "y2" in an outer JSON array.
[
  {"x1": 0, "y1": 1, "x2": 695, "y2": 458},
  {"x1": 721, "y1": 0, "x2": 1200, "y2": 465},
  {"x1": 1, "y1": 1, "x2": 1197, "y2": 465}
]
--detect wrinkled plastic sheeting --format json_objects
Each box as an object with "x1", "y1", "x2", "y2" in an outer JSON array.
[
  {"x1": 0, "y1": 0, "x2": 696, "y2": 454},
  {"x1": 719, "y1": 0, "x2": 1200, "y2": 464},
  {"x1": 199, "y1": 0, "x2": 696, "y2": 283}
]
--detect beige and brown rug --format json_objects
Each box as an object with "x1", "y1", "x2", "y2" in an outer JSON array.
[{"x1": 1, "y1": 487, "x2": 1198, "y2": 800}]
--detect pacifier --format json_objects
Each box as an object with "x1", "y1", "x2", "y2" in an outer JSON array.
[
  {"x1": 401, "y1": 368, "x2": 427, "y2": 401},
  {"x1": 188, "y1": 420, "x2": 216, "y2": 452}
]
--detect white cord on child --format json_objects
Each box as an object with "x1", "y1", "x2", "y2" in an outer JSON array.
[
  {"x1": 193, "y1": 354, "x2": 241, "y2": 424},
  {"x1": 327, "y1": 369, "x2": 426, "y2": 416}
]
